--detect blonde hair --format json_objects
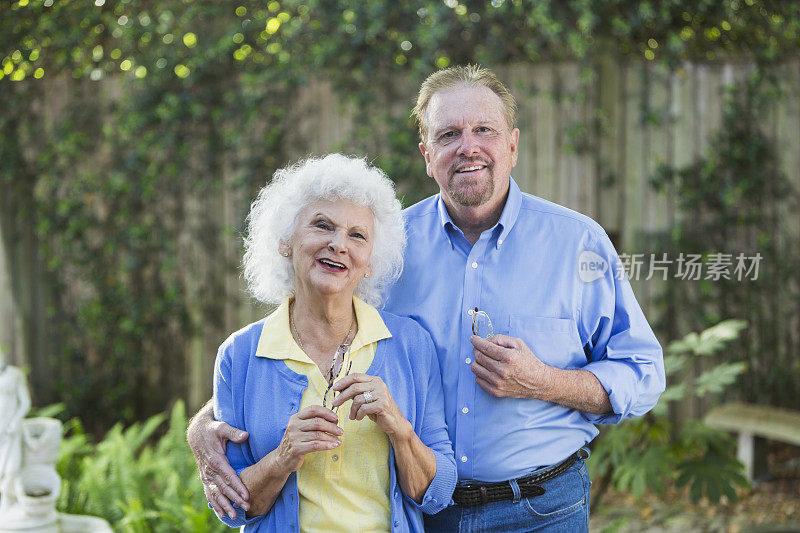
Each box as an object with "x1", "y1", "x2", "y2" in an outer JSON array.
[{"x1": 412, "y1": 64, "x2": 517, "y2": 142}]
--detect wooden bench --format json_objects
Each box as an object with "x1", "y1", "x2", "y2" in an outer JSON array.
[{"x1": 704, "y1": 402, "x2": 800, "y2": 482}]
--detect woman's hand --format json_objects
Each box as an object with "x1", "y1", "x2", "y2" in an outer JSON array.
[
  {"x1": 331, "y1": 374, "x2": 412, "y2": 438},
  {"x1": 332, "y1": 373, "x2": 437, "y2": 503},
  {"x1": 275, "y1": 405, "x2": 343, "y2": 473},
  {"x1": 239, "y1": 406, "x2": 343, "y2": 519},
  {"x1": 234, "y1": 406, "x2": 342, "y2": 519}
]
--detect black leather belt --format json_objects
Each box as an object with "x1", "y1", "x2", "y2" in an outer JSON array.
[{"x1": 452, "y1": 449, "x2": 588, "y2": 507}]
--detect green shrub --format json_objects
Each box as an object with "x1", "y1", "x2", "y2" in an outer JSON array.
[
  {"x1": 52, "y1": 401, "x2": 227, "y2": 533},
  {"x1": 589, "y1": 320, "x2": 750, "y2": 510}
]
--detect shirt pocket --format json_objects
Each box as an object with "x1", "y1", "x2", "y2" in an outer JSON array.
[{"x1": 508, "y1": 316, "x2": 584, "y2": 369}]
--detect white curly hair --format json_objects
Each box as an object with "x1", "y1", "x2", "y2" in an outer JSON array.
[{"x1": 242, "y1": 154, "x2": 406, "y2": 308}]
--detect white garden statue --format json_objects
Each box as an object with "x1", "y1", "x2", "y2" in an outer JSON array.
[
  {"x1": 0, "y1": 350, "x2": 31, "y2": 517},
  {"x1": 0, "y1": 349, "x2": 112, "y2": 532}
]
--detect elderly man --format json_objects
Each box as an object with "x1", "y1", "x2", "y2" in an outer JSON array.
[{"x1": 188, "y1": 65, "x2": 665, "y2": 532}]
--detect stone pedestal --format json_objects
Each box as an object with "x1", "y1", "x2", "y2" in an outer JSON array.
[
  {"x1": 0, "y1": 418, "x2": 64, "y2": 529},
  {"x1": 0, "y1": 512, "x2": 114, "y2": 532},
  {"x1": 0, "y1": 362, "x2": 112, "y2": 531}
]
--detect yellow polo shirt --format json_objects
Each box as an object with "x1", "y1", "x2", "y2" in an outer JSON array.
[{"x1": 255, "y1": 297, "x2": 393, "y2": 533}]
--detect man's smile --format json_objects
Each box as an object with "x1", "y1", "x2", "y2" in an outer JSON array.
[{"x1": 455, "y1": 164, "x2": 487, "y2": 174}]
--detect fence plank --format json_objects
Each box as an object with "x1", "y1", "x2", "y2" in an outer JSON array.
[
  {"x1": 560, "y1": 62, "x2": 583, "y2": 213},
  {"x1": 623, "y1": 63, "x2": 645, "y2": 254},
  {"x1": 0, "y1": 222, "x2": 20, "y2": 365},
  {"x1": 533, "y1": 64, "x2": 557, "y2": 203},
  {"x1": 505, "y1": 63, "x2": 535, "y2": 194},
  {"x1": 596, "y1": 55, "x2": 622, "y2": 236}
]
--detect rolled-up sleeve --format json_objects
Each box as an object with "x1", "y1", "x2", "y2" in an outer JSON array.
[
  {"x1": 212, "y1": 341, "x2": 265, "y2": 528},
  {"x1": 403, "y1": 328, "x2": 457, "y2": 514},
  {"x1": 579, "y1": 231, "x2": 666, "y2": 424}
]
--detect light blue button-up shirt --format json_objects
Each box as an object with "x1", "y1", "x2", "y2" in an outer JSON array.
[{"x1": 384, "y1": 178, "x2": 665, "y2": 483}]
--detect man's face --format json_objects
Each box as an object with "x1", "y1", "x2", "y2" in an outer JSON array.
[{"x1": 419, "y1": 85, "x2": 519, "y2": 209}]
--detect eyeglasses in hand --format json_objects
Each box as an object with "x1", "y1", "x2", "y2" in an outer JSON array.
[
  {"x1": 322, "y1": 343, "x2": 353, "y2": 413},
  {"x1": 472, "y1": 308, "x2": 494, "y2": 338}
]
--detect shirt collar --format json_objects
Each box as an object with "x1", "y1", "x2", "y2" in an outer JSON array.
[
  {"x1": 435, "y1": 194, "x2": 459, "y2": 249},
  {"x1": 435, "y1": 176, "x2": 523, "y2": 249},
  {"x1": 495, "y1": 177, "x2": 523, "y2": 249},
  {"x1": 255, "y1": 296, "x2": 391, "y2": 362}
]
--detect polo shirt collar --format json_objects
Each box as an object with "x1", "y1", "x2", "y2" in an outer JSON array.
[{"x1": 255, "y1": 296, "x2": 391, "y2": 362}]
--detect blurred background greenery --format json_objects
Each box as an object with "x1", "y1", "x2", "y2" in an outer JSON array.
[{"x1": 2, "y1": 1, "x2": 800, "y2": 531}]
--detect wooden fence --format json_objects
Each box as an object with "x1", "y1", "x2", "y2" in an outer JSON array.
[{"x1": 1, "y1": 59, "x2": 799, "y2": 418}]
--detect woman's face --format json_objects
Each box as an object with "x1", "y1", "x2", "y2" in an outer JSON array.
[{"x1": 288, "y1": 199, "x2": 375, "y2": 301}]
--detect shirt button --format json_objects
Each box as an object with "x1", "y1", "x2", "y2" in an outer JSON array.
[
  {"x1": 461, "y1": 455, "x2": 468, "y2": 462},
  {"x1": 498, "y1": 239, "x2": 503, "y2": 245},
  {"x1": 332, "y1": 454, "x2": 339, "y2": 462},
  {"x1": 467, "y1": 308, "x2": 475, "y2": 316},
  {"x1": 465, "y1": 357, "x2": 471, "y2": 364},
  {"x1": 471, "y1": 261, "x2": 478, "y2": 268},
  {"x1": 462, "y1": 406, "x2": 469, "y2": 414}
]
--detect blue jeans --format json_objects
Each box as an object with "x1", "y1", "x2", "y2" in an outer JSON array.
[{"x1": 424, "y1": 453, "x2": 591, "y2": 532}]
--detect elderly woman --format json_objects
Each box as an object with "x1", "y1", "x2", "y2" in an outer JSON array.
[{"x1": 210, "y1": 154, "x2": 456, "y2": 532}]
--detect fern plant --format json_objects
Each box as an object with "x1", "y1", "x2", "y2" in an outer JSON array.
[
  {"x1": 589, "y1": 320, "x2": 750, "y2": 510},
  {"x1": 52, "y1": 401, "x2": 227, "y2": 533}
]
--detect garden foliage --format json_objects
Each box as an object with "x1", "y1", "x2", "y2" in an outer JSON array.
[
  {"x1": 589, "y1": 320, "x2": 750, "y2": 509},
  {"x1": 43, "y1": 401, "x2": 227, "y2": 533},
  {"x1": 651, "y1": 71, "x2": 800, "y2": 408}
]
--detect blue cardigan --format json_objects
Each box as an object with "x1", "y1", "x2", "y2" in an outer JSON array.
[{"x1": 213, "y1": 310, "x2": 457, "y2": 532}]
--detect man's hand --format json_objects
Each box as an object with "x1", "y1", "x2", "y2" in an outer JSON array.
[
  {"x1": 470, "y1": 334, "x2": 550, "y2": 398},
  {"x1": 187, "y1": 402, "x2": 250, "y2": 519},
  {"x1": 470, "y1": 334, "x2": 613, "y2": 414}
]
